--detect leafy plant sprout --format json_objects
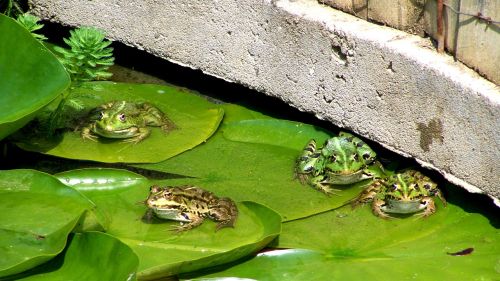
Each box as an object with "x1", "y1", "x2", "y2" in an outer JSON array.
[
  {"x1": 15, "y1": 13, "x2": 47, "y2": 41},
  {"x1": 54, "y1": 26, "x2": 114, "y2": 83},
  {"x1": 48, "y1": 26, "x2": 115, "y2": 133}
]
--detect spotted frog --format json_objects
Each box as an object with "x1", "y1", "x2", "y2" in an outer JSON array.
[
  {"x1": 143, "y1": 185, "x2": 238, "y2": 232},
  {"x1": 81, "y1": 100, "x2": 175, "y2": 143},
  {"x1": 351, "y1": 169, "x2": 446, "y2": 218},
  {"x1": 295, "y1": 131, "x2": 382, "y2": 195}
]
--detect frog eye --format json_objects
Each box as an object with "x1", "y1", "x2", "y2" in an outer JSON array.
[
  {"x1": 391, "y1": 184, "x2": 398, "y2": 191},
  {"x1": 330, "y1": 154, "x2": 337, "y2": 162},
  {"x1": 118, "y1": 113, "x2": 126, "y2": 122},
  {"x1": 423, "y1": 184, "x2": 431, "y2": 190},
  {"x1": 362, "y1": 153, "x2": 372, "y2": 160},
  {"x1": 353, "y1": 154, "x2": 359, "y2": 161},
  {"x1": 98, "y1": 111, "x2": 104, "y2": 120}
]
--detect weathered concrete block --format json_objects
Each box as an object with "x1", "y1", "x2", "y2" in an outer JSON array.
[{"x1": 29, "y1": 0, "x2": 499, "y2": 203}]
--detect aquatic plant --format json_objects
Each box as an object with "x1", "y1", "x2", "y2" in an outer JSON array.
[
  {"x1": 48, "y1": 27, "x2": 115, "y2": 132},
  {"x1": 15, "y1": 13, "x2": 47, "y2": 41},
  {"x1": 54, "y1": 26, "x2": 114, "y2": 82}
]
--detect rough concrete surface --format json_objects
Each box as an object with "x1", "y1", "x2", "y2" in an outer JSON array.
[{"x1": 30, "y1": 0, "x2": 499, "y2": 203}]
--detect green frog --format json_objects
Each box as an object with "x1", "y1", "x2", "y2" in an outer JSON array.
[
  {"x1": 351, "y1": 169, "x2": 446, "y2": 218},
  {"x1": 295, "y1": 131, "x2": 381, "y2": 195},
  {"x1": 143, "y1": 185, "x2": 238, "y2": 232},
  {"x1": 81, "y1": 100, "x2": 175, "y2": 143}
]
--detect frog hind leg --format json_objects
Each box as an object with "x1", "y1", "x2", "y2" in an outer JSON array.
[
  {"x1": 141, "y1": 103, "x2": 176, "y2": 132},
  {"x1": 171, "y1": 215, "x2": 204, "y2": 233},
  {"x1": 211, "y1": 198, "x2": 239, "y2": 231},
  {"x1": 350, "y1": 183, "x2": 380, "y2": 209},
  {"x1": 434, "y1": 189, "x2": 447, "y2": 207}
]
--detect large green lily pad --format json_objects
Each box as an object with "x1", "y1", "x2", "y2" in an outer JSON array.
[
  {"x1": 184, "y1": 186, "x2": 500, "y2": 280},
  {"x1": 187, "y1": 186, "x2": 499, "y2": 280},
  {"x1": 13, "y1": 232, "x2": 139, "y2": 281},
  {"x1": 136, "y1": 105, "x2": 372, "y2": 221},
  {"x1": 0, "y1": 170, "x2": 93, "y2": 278},
  {"x1": 0, "y1": 14, "x2": 70, "y2": 141},
  {"x1": 17, "y1": 82, "x2": 224, "y2": 163},
  {"x1": 55, "y1": 168, "x2": 281, "y2": 280}
]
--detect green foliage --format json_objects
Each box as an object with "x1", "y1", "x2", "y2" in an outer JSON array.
[
  {"x1": 0, "y1": 169, "x2": 94, "y2": 278},
  {"x1": 54, "y1": 26, "x2": 114, "y2": 82},
  {"x1": 0, "y1": 14, "x2": 70, "y2": 141},
  {"x1": 15, "y1": 13, "x2": 47, "y2": 41}
]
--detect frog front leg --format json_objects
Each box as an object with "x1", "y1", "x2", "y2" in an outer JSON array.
[
  {"x1": 419, "y1": 197, "x2": 436, "y2": 218},
  {"x1": 171, "y1": 215, "x2": 205, "y2": 233},
  {"x1": 81, "y1": 126, "x2": 98, "y2": 142},
  {"x1": 372, "y1": 198, "x2": 392, "y2": 219},
  {"x1": 123, "y1": 127, "x2": 151, "y2": 144},
  {"x1": 309, "y1": 175, "x2": 340, "y2": 196}
]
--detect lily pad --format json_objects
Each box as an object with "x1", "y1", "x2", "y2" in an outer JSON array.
[
  {"x1": 223, "y1": 119, "x2": 331, "y2": 150},
  {"x1": 0, "y1": 170, "x2": 93, "y2": 278},
  {"x1": 54, "y1": 168, "x2": 281, "y2": 280},
  {"x1": 17, "y1": 82, "x2": 224, "y2": 163},
  {"x1": 136, "y1": 106, "x2": 368, "y2": 221},
  {"x1": 12, "y1": 232, "x2": 139, "y2": 281},
  {"x1": 183, "y1": 187, "x2": 499, "y2": 280},
  {"x1": 0, "y1": 14, "x2": 70, "y2": 140}
]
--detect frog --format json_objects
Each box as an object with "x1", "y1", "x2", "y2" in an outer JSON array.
[
  {"x1": 295, "y1": 131, "x2": 382, "y2": 195},
  {"x1": 81, "y1": 100, "x2": 175, "y2": 143},
  {"x1": 143, "y1": 185, "x2": 238, "y2": 232},
  {"x1": 351, "y1": 169, "x2": 446, "y2": 218}
]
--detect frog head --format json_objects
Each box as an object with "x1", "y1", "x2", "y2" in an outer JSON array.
[
  {"x1": 381, "y1": 171, "x2": 438, "y2": 202},
  {"x1": 321, "y1": 132, "x2": 377, "y2": 182},
  {"x1": 92, "y1": 101, "x2": 142, "y2": 138}
]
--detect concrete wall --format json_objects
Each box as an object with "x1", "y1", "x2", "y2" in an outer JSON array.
[{"x1": 29, "y1": 0, "x2": 499, "y2": 203}]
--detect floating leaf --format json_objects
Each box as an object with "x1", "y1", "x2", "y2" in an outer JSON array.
[
  {"x1": 0, "y1": 170, "x2": 93, "y2": 278},
  {"x1": 0, "y1": 14, "x2": 70, "y2": 141},
  {"x1": 16, "y1": 82, "x2": 224, "y2": 163},
  {"x1": 54, "y1": 168, "x2": 281, "y2": 280},
  {"x1": 184, "y1": 187, "x2": 499, "y2": 280},
  {"x1": 137, "y1": 105, "x2": 366, "y2": 221},
  {"x1": 13, "y1": 232, "x2": 138, "y2": 281}
]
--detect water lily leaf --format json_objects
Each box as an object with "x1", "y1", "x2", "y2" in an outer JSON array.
[
  {"x1": 12, "y1": 232, "x2": 138, "y2": 281},
  {"x1": 0, "y1": 14, "x2": 70, "y2": 140},
  {"x1": 181, "y1": 249, "x2": 328, "y2": 280},
  {"x1": 17, "y1": 82, "x2": 224, "y2": 163},
  {"x1": 223, "y1": 119, "x2": 331, "y2": 150},
  {"x1": 136, "y1": 106, "x2": 366, "y2": 221},
  {"x1": 184, "y1": 187, "x2": 499, "y2": 280},
  {"x1": 0, "y1": 170, "x2": 93, "y2": 278},
  {"x1": 54, "y1": 168, "x2": 281, "y2": 280}
]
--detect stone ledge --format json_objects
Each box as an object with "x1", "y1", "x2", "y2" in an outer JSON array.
[{"x1": 30, "y1": 0, "x2": 500, "y2": 203}]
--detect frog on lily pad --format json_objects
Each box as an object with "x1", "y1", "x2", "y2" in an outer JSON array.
[
  {"x1": 351, "y1": 169, "x2": 447, "y2": 218},
  {"x1": 142, "y1": 185, "x2": 238, "y2": 232},
  {"x1": 80, "y1": 100, "x2": 175, "y2": 143},
  {"x1": 295, "y1": 131, "x2": 383, "y2": 195}
]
